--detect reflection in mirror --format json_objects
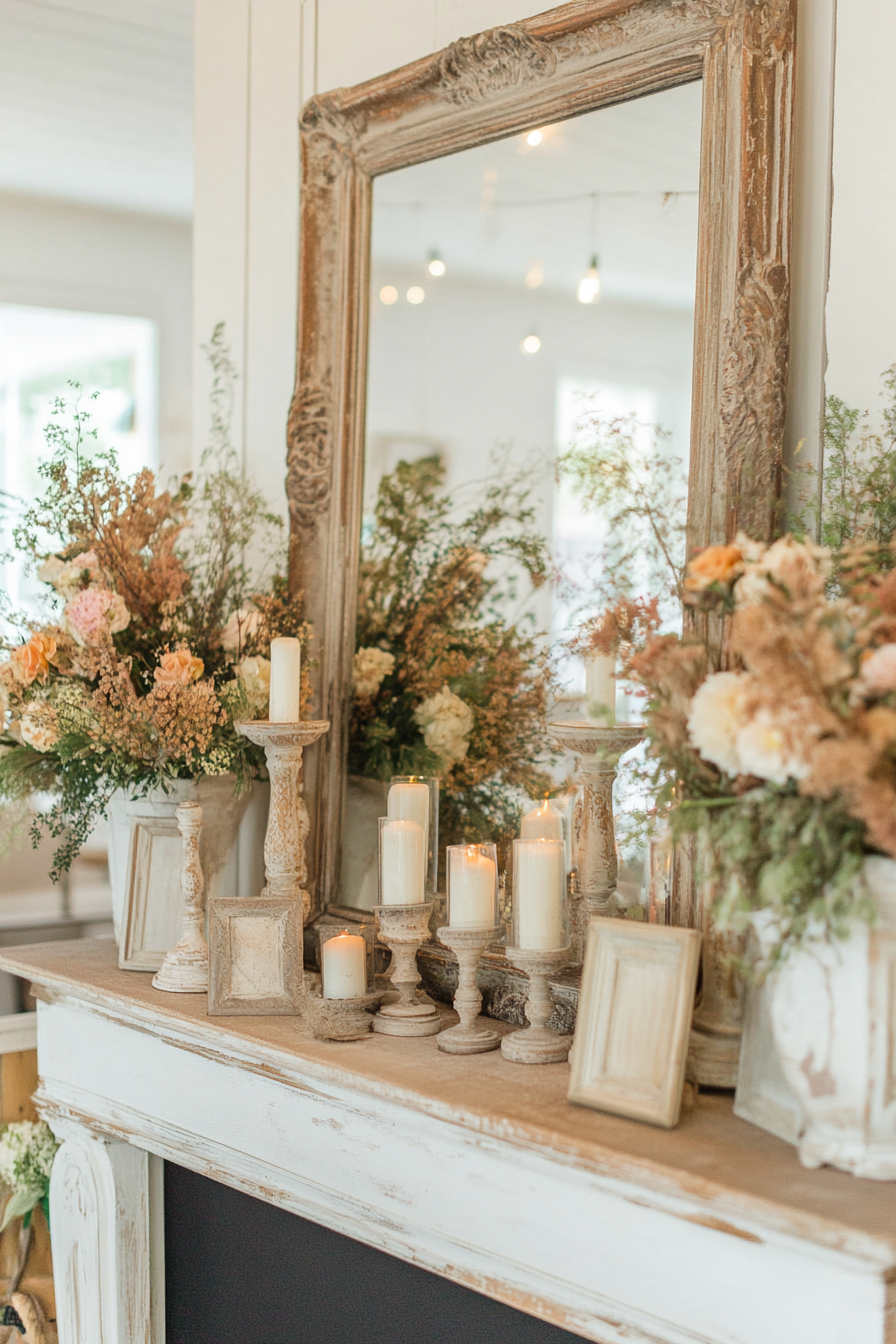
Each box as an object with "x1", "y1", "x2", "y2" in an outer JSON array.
[{"x1": 343, "y1": 81, "x2": 702, "y2": 911}]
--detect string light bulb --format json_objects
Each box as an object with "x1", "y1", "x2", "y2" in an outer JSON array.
[
  {"x1": 577, "y1": 254, "x2": 601, "y2": 305},
  {"x1": 521, "y1": 333, "x2": 542, "y2": 355},
  {"x1": 407, "y1": 286, "x2": 425, "y2": 305},
  {"x1": 427, "y1": 251, "x2": 446, "y2": 277},
  {"x1": 526, "y1": 128, "x2": 544, "y2": 147}
]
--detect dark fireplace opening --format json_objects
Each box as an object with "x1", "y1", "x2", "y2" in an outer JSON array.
[{"x1": 165, "y1": 1162, "x2": 588, "y2": 1344}]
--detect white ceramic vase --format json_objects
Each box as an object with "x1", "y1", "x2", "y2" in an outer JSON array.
[
  {"x1": 107, "y1": 775, "x2": 259, "y2": 943},
  {"x1": 736, "y1": 856, "x2": 896, "y2": 1179}
]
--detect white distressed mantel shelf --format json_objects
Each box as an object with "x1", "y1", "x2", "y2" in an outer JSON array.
[{"x1": 4, "y1": 941, "x2": 896, "y2": 1344}]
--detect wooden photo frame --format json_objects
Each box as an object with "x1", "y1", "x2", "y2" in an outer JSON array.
[
  {"x1": 207, "y1": 897, "x2": 302, "y2": 1016},
  {"x1": 569, "y1": 917, "x2": 702, "y2": 1129},
  {"x1": 119, "y1": 816, "x2": 184, "y2": 972}
]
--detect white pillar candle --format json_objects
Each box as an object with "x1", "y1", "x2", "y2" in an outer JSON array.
[
  {"x1": 584, "y1": 651, "x2": 615, "y2": 722},
  {"x1": 387, "y1": 781, "x2": 430, "y2": 859},
  {"x1": 380, "y1": 819, "x2": 425, "y2": 904},
  {"x1": 515, "y1": 839, "x2": 564, "y2": 950},
  {"x1": 521, "y1": 799, "x2": 563, "y2": 842},
  {"x1": 449, "y1": 847, "x2": 497, "y2": 928},
  {"x1": 269, "y1": 637, "x2": 302, "y2": 722},
  {"x1": 322, "y1": 931, "x2": 367, "y2": 999}
]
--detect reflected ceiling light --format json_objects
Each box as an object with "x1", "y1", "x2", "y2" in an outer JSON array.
[
  {"x1": 427, "y1": 251, "x2": 447, "y2": 277},
  {"x1": 525, "y1": 262, "x2": 544, "y2": 289},
  {"x1": 521, "y1": 333, "x2": 542, "y2": 355},
  {"x1": 526, "y1": 129, "x2": 544, "y2": 147},
  {"x1": 577, "y1": 254, "x2": 601, "y2": 305},
  {"x1": 407, "y1": 286, "x2": 426, "y2": 304},
  {"x1": 379, "y1": 285, "x2": 398, "y2": 305}
]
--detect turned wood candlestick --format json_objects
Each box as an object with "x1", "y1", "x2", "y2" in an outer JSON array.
[
  {"x1": 548, "y1": 721, "x2": 645, "y2": 959},
  {"x1": 501, "y1": 945, "x2": 572, "y2": 1064},
  {"x1": 235, "y1": 720, "x2": 330, "y2": 921},
  {"x1": 437, "y1": 925, "x2": 502, "y2": 1055},
  {"x1": 372, "y1": 902, "x2": 442, "y2": 1037},
  {"x1": 153, "y1": 801, "x2": 208, "y2": 993}
]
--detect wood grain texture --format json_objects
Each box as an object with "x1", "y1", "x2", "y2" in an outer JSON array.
[{"x1": 285, "y1": 0, "x2": 796, "y2": 917}]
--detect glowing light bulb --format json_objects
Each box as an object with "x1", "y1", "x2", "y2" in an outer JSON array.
[
  {"x1": 379, "y1": 285, "x2": 398, "y2": 305},
  {"x1": 525, "y1": 262, "x2": 544, "y2": 289},
  {"x1": 577, "y1": 254, "x2": 601, "y2": 305},
  {"x1": 521, "y1": 334, "x2": 541, "y2": 355},
  {"x1": 427, "y1": 252, "x2": 446, "y2": 277},
  {"x1": 407, "y1": 286, "x2": 425, "y2": 305},
  {"x1": 526, "y1": 129, "x2": 544, "y2": 147}
]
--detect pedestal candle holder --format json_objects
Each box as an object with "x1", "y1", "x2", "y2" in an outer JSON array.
[
  {"x1": 548, "y1": 721, "x2": 645, "y2": 960},
  {"x1": 235, "y1": 720, "x2": 330, "y2": 921},
  {"x1": 372, "y1": 902, "x2": 442, "y2": 1036},
  {"x1": 437, "y1": 926, "x2": 502, "y2": 1054},
  {"x1": 501, "y1": 945, "x2": 572, "y2": 1064},
  {"x1": 153, "y1": 801, "x2": 208, "y2": 993}
]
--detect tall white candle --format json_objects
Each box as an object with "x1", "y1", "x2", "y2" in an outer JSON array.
[
  {"x1": 387, "y1": 781, "x2": 430, "y2": 861},
  {"x1": 380, "y1": 819, "x2": 425, "y2": 904},
  {"x1": 269, "y1": 637, "x2": 301, "y2": 722},
  {"x1": 584, "y1": 650, "x2": 615, "y2": 722},
  {"x1": 322, "y1": 931, "x2": 366, "y2": 998},
  {"x1": 448, "y1": 847, "x2": 497, "y2": 928},
  {"x1": 515, "y1": 839, "x2": 564, "y2": 949},
  {"x1": 521, "y1": 799, "x2": 563, "y2": 842}
]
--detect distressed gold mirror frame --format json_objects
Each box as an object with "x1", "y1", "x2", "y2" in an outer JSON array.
[{"x1": 286, "y1": 0, "x2": 795, "y2": 916}]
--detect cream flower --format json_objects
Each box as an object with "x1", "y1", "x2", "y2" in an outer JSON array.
[
  {"x1": 735, "y1": 535, "x2": 830, "y2": 607},
  {"x1": 154, "y1": 648, "x2": 204, "y2": 685},
  {"x1": 220, "y1": 607, "x2": 261, "y2": 654},
  {"x1": 39, "y1": 550, "x2": 101, "y2": 599},
  {"x1": 686, "y1": 672, "x2": 752, "y2": 777},
  {"x1": 18, "y1": 704, "x2": 58, "y2": 753},
  {"x1": 859, "y1": 644, "x2": 896, "y2": 694},
  {"x1": 237, "y1": 656, "x2": 271, "y2": 711},
  {"x1": 735, "y1": 710, "x2": 810, "y2": 785},
  {"x1": 65, "y1": 588, "x2": 130, "y2": 645},
  {"x1": 414, "y1": 685, "x2": 474, "y2": 764},
  {"x1": 353, "y1": 647, "x2": 395, "y2": 700}
]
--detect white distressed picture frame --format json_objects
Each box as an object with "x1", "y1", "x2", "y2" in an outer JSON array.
[
  {"x1": 569, "y1": 917, "x2": 702, "y2": 1129},
  {"x1": 119, "y1": 815, "x2": 184, "y2": 972},
  {"x1": 207, "y1": 897, "x2": 302, "y2": 1016}
]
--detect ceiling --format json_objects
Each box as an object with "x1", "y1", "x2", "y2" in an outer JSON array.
[
  {"x1": 372, "y1": 81, "x2": 702, "y2": 309},
  {"x1": 0, "y1": 0, "x2": 193, "y2": 217}
]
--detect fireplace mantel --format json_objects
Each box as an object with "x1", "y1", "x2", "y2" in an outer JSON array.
[{"x1": 3, "y1": 938, "x2": 895, "y2": 1344}]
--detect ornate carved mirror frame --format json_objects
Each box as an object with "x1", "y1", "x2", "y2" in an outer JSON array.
[{"x1": 286, "y1": 0, "x2": 795, "y2": 917}]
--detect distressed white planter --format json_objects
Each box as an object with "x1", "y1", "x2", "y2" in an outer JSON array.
[
  {"x1": 738, "y1": 857, "x2": 896, "y2": 1179},
  {"x1": 107, "y1": 776, "x2": 255, "y2": 943}
]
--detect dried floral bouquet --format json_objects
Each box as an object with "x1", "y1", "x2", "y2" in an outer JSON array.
[{"x1": 0, "y1": 340, "x2": 310, "y2": 877}]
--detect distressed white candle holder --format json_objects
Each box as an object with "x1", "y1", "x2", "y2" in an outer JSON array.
[
  {"x1": 309, "y1": 987, "x2": 387, "y2": 1041},
  {"x1": 501, "y1": 944, "x2": 573, "y2": 1064},
  {"x1": 372, "y1": 902, "x2": 442, "y2": 1036},
  {"x1": 437, "y1": 925, "x2": 502, "y2": 1055},
  {"x1": 235, "y1": 719, "x2": 330, "y2": 921},
  {"x1": 153, "y1": 801, "x2": 208, "y2": 993},
  {"x1": 548, "y1": 721, "x2": 645, "y2": 959}
]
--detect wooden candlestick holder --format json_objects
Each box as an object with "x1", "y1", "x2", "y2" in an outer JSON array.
[
  {"x1": 153, "y1": 801, "x2": 208, "y2": 993},
  {"x1": 501, "y1": 945, "x2": 573, "y2": 1064},
  {"x1": 372, "y1": 902, "x2": 442, "y2": 1037},
  {"x1": 235, "y1": 719, "x2": 330, "y2": 922},
  {"x1": 437, "y1": 925, "x2": 502, "y2": 1055},
  {"x1": 309, "y1": 988, "x2": 387, "y2": 1041}
]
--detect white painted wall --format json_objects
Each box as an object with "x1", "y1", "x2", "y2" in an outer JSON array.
[{"x1": 0, "y1": 191, "x2": 193, "y2": 479}]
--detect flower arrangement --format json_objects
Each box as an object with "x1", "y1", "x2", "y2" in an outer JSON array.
[
  {"x1": 0, "y1": 328, "x2": 311, "y2": 877},
  {"x1": 350, "y1": 454, "x2": 554, "y2": 855},
  {"x1": 0, "y1": 1120, "x2": 58, "y2": 1232}
]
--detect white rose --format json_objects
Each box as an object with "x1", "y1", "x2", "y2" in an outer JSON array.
[
  {"x1": 735, "y1": 710, "x2": 810, "y2": 785},
  {"x1": 686, "y1": 672, "x2": 752, "y2": 777},
  {"x1": 353, "y1": 647, "x2": 395, "y2": 700},
  {"x1": 237, "y1": 656, "x2": 271, "y2": 711},
  {"x1": 735, "y1": 535, "x2": 830, "y2": 607},
  {"x1": 221, "y1": 607, "x2": 261, "y2": 654},
  {"x1": 414, "y1": 685, "x2": 474, "y2": 764}
]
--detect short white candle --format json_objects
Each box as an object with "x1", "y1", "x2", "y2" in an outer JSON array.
[
  {"x1": 387, "y1": 781, "x2": 430, "y2": 860},
  {"x1": 322, "y1": 931, "x2": 366, "y2": 999},
  {"x1": 515, "y1": 839, "x2": 564, "y2": 949},
  {"x1": 584, "y1": 650, "x2": 615, "y2": 722},
  {"x1": 380, "y1": 818, "x2": 425, "y2": 904},
  {"x1": 448, "y1": 847, "x2": 497, "y2": 928},
  {"x1": 269, "y1": 637, "x2": 301, "y2": 722},
  {"x1": 521, "y1": 799, "x2": 563, "y2": 842}
]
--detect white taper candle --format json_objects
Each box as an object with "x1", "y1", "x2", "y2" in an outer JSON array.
[{"x1": 269, "y1": 637, "x2": 301, "y2": 722}]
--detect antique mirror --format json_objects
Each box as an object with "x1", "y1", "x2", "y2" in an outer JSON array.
[{"x1": 287, "y1": 0, "x2": 795, "y2": 918}]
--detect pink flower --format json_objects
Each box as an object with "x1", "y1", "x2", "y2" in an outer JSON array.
[
  {"x1": 64, "y1": 588, "x2": 130, "y2": 645},
  {"x1": 859, "y1": 644, "x2": 896, "y2": 694}
]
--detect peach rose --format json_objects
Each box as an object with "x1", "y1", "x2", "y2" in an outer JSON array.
[
  {"x1": 684, "y1": 544, "x2": 744, "y2": 594},
  {"x1": 860, "y1": 643, "x2": 896, "y2": 694},
  {"x1": 154, "y1": 648, "x2": 204, "y2": 686},
  {"x1": 9, "y1": 633, "x2": 57, "y2": 686}
]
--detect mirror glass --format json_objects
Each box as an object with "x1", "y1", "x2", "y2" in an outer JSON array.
[{"x1": 344, "y1": 81, "x2": 703, "y2": 911}]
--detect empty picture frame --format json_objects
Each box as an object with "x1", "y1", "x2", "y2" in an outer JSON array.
[
  {"x1": 120, "y1": 815, "x2": 184, "y2": 971},
  {"x1": 569, "y1": 917, "x2": 702, "y2": 1129},
  {"x1": 208, "y1": 896, "x2": 302, "y2": 1015}
]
